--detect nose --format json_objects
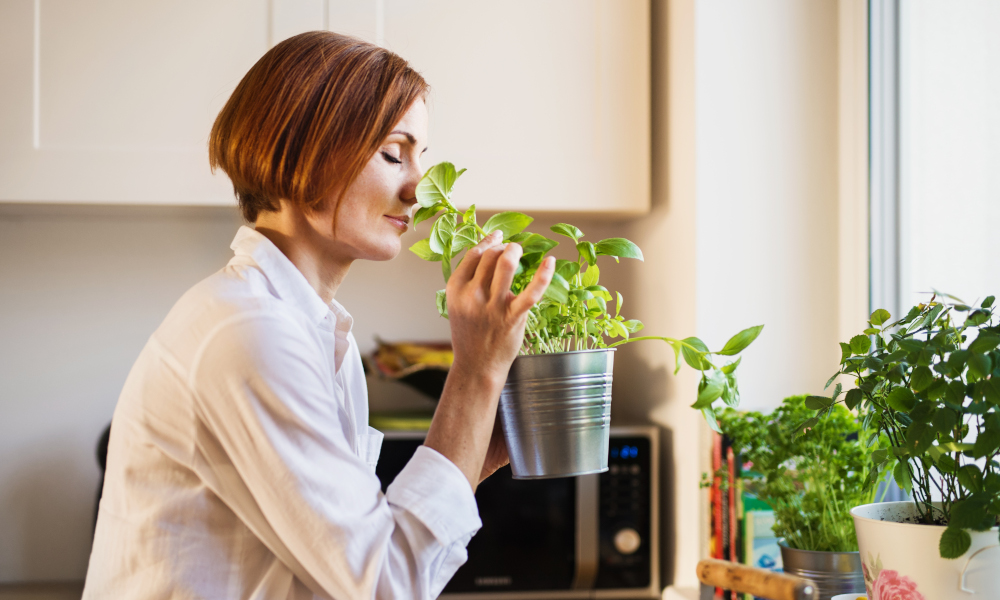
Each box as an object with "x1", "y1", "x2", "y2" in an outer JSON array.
[{"x1": 400, "y1": 158, "x2": 422, "y2": 207}]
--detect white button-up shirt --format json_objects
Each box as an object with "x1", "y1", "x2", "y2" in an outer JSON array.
[{"x1": 83, "y1": 226, "x2": 481, "y2": 600}]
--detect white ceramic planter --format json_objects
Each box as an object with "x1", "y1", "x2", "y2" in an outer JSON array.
[{"x1": 851, "y1": 501, "x2": 1000, "y2": 599}]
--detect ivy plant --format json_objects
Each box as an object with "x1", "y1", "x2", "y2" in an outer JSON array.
[
  {"x1": 409, "y1": 162, "x2": 763, "y2": 427},
  {"x1": 806, "y1": 294, "x2": 1000, "y2": 559},
  {"x1": 716, "y1": 396, "x2": 880, "y2": 552}
]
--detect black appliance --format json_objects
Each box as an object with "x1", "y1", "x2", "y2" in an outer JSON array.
[{"x1": 375, "y1": 426, "x2": 660, "y2": 599}]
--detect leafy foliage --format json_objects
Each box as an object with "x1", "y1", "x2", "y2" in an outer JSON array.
[
  {"x1": 717, "y1": 397, "x2": 879, "y2": 552},
  {"x1": 409, "y1": 162, "x2": 763, "y2": 425},
  {"x1": 808, "y1": 295, "x2": 1000, "y2": 558}
]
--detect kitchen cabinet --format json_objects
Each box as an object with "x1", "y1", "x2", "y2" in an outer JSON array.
[{"x1": 0, "y1": 0, "x2": 649, "y2": 214}]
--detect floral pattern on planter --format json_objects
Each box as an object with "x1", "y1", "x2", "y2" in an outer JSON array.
[{"x1": 862, "y1": 552, "x2": 926, "y2": 600}]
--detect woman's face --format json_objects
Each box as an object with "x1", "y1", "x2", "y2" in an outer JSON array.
[{"x1": 322, "y1": 99, "x2": 429, "y2": 263}]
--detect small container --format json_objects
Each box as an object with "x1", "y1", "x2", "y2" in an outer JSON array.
[
  {"x1": 499, "y1": 349, "x2": 614, "y2": 479},
  {"x1": 780, "y1": 542, "x2": 865, "y2": 600}
]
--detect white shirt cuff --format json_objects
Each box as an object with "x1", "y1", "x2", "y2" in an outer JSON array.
[{"x1": 385, "y1": 445, "x2": 482, "y2": 545}]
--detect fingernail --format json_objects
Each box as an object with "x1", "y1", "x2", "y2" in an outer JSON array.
[{"x1": 491, "y1": 231, "x2": 502, "y2": 239}]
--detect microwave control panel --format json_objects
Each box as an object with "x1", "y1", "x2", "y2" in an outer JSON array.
[{"x1": 595, "y1": 435, "x2": 652, "y2": 589}]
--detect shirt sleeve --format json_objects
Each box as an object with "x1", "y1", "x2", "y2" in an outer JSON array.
[{"x1": 188, "y1": 310, "x2": 481, "y2": 599}]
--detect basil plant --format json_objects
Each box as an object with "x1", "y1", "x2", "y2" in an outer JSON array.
[
  {"x1": 409, "y1": 162, "x2": 763, "y2": 428},
  {"x1": 807, "y1": 294, "x2": 1000, "y2": 558}
]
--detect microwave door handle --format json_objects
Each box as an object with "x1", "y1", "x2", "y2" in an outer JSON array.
[{"x1": 571, "y1": 473, "x2": 600, "y2": 590}]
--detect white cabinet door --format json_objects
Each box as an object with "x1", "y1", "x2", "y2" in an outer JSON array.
[
  {"x1": 384, "y1": 0, "x2": 650, "y2": 215},
  {"x1": 0, "y1": 1, "x2": 648, "y2": 214},
  {"x1": 0, "y1": 0, "x2": 340, "y2": 206}
]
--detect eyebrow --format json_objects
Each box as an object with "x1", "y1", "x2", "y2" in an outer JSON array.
[{"x1": 390, "y1": 129, "x2": 429, "y2": 153}]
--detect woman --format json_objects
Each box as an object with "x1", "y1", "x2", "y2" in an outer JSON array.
[{"x1": 83, "y1": 32, "x2": 554, "y2": 599}]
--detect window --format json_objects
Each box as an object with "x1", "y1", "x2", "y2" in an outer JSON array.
[{"x1": 871, "y1": 0, "x2": 1000, "y2": 314}]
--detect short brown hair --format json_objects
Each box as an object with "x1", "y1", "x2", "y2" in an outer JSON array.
[{"x1": 209, "y1": 32, "x2": 428, "y2": 222}]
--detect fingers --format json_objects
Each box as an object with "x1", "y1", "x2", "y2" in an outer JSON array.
[
  {"x1": 488, "y1": 243, "x2": 524, "y2": 301},
  {"x1": 450, "y1": 231, "x2": 502, "y2": 285},
  {"x1": 472, "y1": 244, "x2": 506, "y2": 292},
  {"x1": 510, "y1": 256, "x2": 555, "y2": 316}
]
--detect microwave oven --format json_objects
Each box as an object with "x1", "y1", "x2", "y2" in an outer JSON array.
[{"x1": 375, "y1": 426, "x2": 660, "y2": 599}]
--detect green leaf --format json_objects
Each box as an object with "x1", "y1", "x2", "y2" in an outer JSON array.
[
  {"x1": 719, "y1": 324, "x2": 764, "y2": 356},
  {"x1": 950, "y1": 496, "x2": 994, "y2": 531},
  {"x1": 577, "y1": 241, "x2": 597, "y2": 266},
  {"x1": 887, "y1": 387, "x2": 917, "y2": 412},
  {"x1": 850, "y1": 334, "x2": 872, "y2": 355},
  {"x1": 973, "y1": 430, "x2": 1000, "y2": 459},
  {"x1": 509, "y1": 232, "x2": 558, "y2": 255},
  {"x1": 970, "y1": 333, "x2": 1000, "y2": 354},
  {"x1": 932, "y1": 409, "x2": 958, "y2": 434},
  {"x1": 721, "y1": 356, "x2": 742, "y2": 375},
  {"x1": 542, "y1": 272, "x2": 570, "y2": 304},
  {"x1": 692, "y1": 371, "x2": 725, "y2": 408},
  {"x1": 793, "y1": 417, "x2": 819, "y2": 438},
  {"x1": 983, "y1": 378, "x2": 1000, "y2": 405},
  {"x1": 681, "y1": 337, "x2": 711, "y2": 370},
  {"x1": 905, "y1": 422, "x2": 936, "y2": 455},
  {"x1": 451, "y1": 223, "x2": 478, "y2": 254},
  {"x1": 441, "y1": 252, "x2": 452, "y2": 282},
  {"x1": 483, "y1": 211, "x2": 533, "y2": 239},
  {"x1": 805, "y1": 395, "x2": 833, "y2": 410},
  {"x1": 893, "y1": 460, "x2": 912, "y2": 493},
  {"x1": 462, "y1": 204, "x2": 477, "y2": 223},
  {"x1": 581, "y1": 264, "x2": 600, "y2": 287},
  {"x1": 554, "y1": 259, "x2": 581, "y2": 282},
  {"x1": 702, "y1": 406, "x2": 722, "y2": 433},
  {"x1": 957, "y1": 465, "x2": 984, "y2": 493},
  {"x1": 435, "y1": 289, "x2": 448, "y2": 319},
  {"x1": 910, "y1": 366, "x2": 935, "y2": 392},
  {"x1": 969, "y1": 353, "x2": 992, "y2": 382},
  {"x1": 984, "y1": 295, "x2": 996, "y2": 308},
  {"x1": 409, "y1": 238, "x2": 443, "y2": 261},
  {"x1": 610, "y1": 319, "x2": 630, "y2": 340},
  {"x1": 413, "y1": 203, "x2": 445, "y2": 225},
  {"x1": 429, "y1": 213, "x2": 457, "y2": 254},
  {"x1": 940, "y1": 527, "x2": 972, "y2": 559},
  {"x1": 594, "y1": 238, "x2": 644, "y2": 261},
  {"x1": 615, "y1": 292, "x2": 624, "y2": 317},
  {"x1": 845, "y1": 388, "x2": 863, "y2": 410},
  {"x1": 840, "y1": 343, "x2": 852, "y2": 363},
  {"x1": 870, "y1": 308, "x2": 891, "y2": 326},
  {"x1": 416, "y1": 162, "x2": 464, "y2": 207},
  {"x1": 550, "y1": 223, "x2": 584, "y2": 242},
  {"x1": 623, "y1": 319, "x2": 644, "y2": 334}
]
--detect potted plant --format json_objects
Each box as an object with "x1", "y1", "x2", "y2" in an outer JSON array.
[
  {"x1": 409, "y1": 162, "x2": 762, "y2": 478},
  {"x1": 716, "y1": 396, "x2": 877, "y2": 599},
  {"x1": 807, "y1": 296, "x2": 1000, "y2": 598}
]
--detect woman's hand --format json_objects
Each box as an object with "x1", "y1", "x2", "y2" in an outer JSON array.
[{"x1": 424, "y1": 231, "x2": 554, "y2": 490}]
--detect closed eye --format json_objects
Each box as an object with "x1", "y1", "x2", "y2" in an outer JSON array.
[{"x1": 381, "y1": 151, "x2": 402, "y2": 165}]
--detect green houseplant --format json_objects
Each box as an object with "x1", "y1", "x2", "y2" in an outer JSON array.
[
  {"x1": 409, "y1": 162, "x2": 762, "y2": 477},
  {"x1": 808, "y1": 295, "x2": 1000, "y2": 597},
  {"x1": 716, "y1": 396, "x2": 876, "y2": 599},
  {"x1": 718, "y1": 396, "x2": 877, "y2": 553}
]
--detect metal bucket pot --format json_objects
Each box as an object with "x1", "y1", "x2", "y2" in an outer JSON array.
[
  {"x1": 779, "y1": 542, "x2": 865, "y2": 600},
  {"x1": 498, "y1": 349, "x2": 614, "y2": 479}
]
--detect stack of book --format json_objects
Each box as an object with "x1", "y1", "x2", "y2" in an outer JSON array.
[{"x1": 707, "y1": 432, "x2": 782, "y2": 600}]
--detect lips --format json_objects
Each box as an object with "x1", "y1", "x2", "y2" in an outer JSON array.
[{"x1": 384, "y1": 215, "x2": 409, "y2": 230}]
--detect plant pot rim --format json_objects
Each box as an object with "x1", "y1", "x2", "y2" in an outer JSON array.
[
  {"x1": 777, "y1": 539, "x2": 860, "y2": 556},
  {"x1": 516, "y1": 348, "x2": 617, "y2": 359},
  {"x1": 851, "y1": 500, "x2": 1000, "y2": 532}
]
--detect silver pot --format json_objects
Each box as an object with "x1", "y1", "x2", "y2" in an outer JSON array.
[
  {"x1": 779, "y1": 541, "x2": 865, "y2": 600},
  {"x1": 499, "y1": 349, "x2": 614, "y2": 479}
]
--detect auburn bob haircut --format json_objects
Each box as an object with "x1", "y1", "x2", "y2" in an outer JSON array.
[{"x1": 209, "y1": 31, "x2": 428, "y2": 223}]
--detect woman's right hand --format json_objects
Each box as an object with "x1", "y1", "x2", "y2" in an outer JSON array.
[
  {"x1": 423, "y1": 231, "x2": 555, "y2": 490},
  {"x1": 446, "y1": 230, "x2": 555, "y2": 385}
]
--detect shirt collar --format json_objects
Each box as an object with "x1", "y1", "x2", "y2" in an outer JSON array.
[{"x1": 229, "y1": 226, "x2": 353, "y2": 334}]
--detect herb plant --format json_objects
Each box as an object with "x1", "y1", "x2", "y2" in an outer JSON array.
[
  {"x1": 807, "y1": 294, "x2": 1000, "y2": 558},
  {"x1": 409, "y1": 162, "x2": 763, "y2": 427},
  {"x1": 717, "y1": 396, "x2": 879, "y2": 552}
]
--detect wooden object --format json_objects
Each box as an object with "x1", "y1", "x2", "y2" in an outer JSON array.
[{"x1": 696, "y1": 559, "x2": 818, "y2": 600}]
